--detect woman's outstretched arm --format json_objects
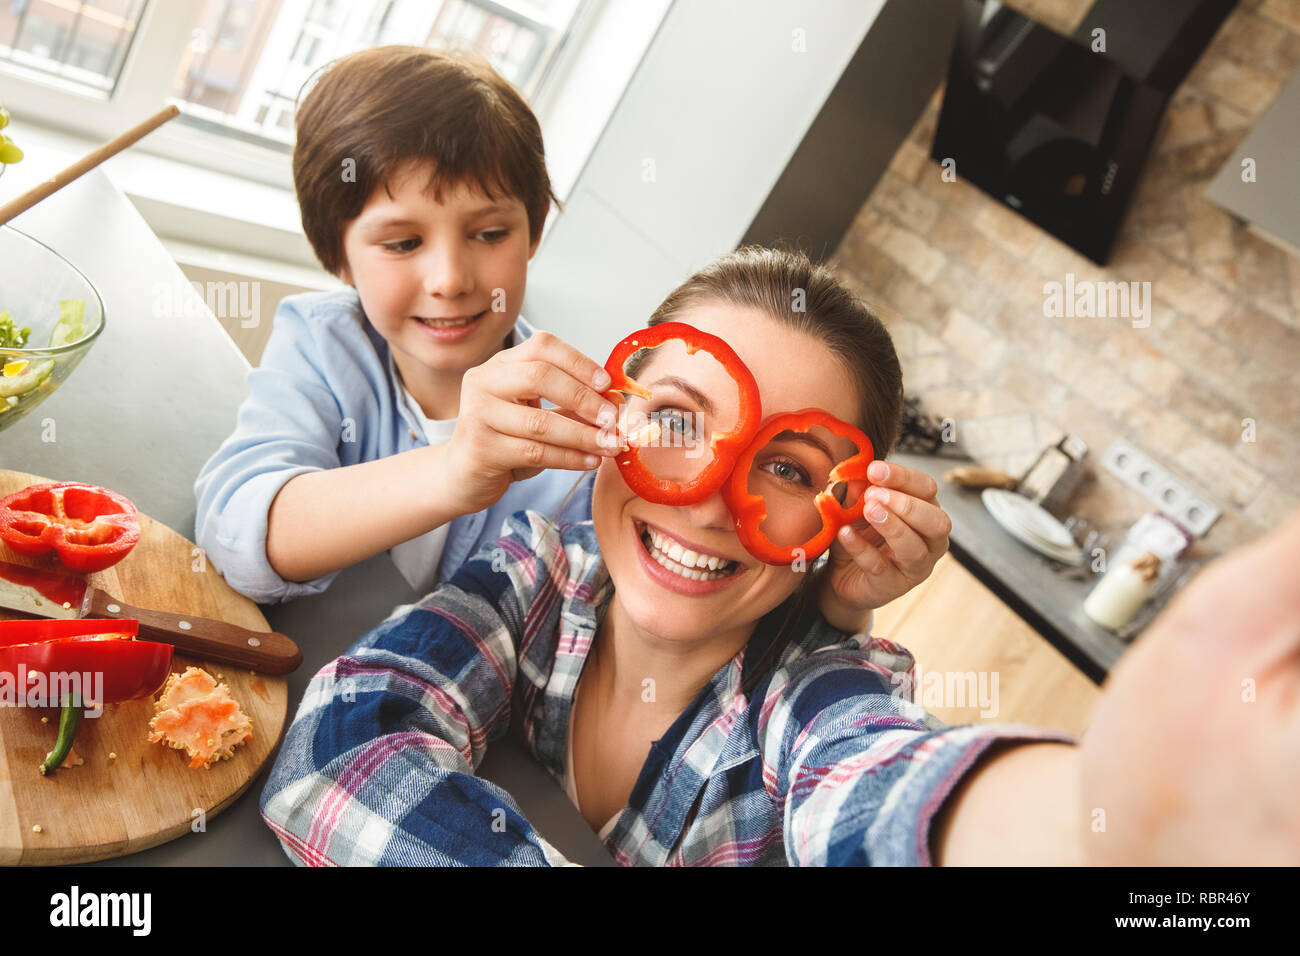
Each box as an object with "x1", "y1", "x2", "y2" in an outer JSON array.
[
  {"x1": 757, "y1": 628, "x2": 1078, "y2": 865},
  {"x1": 258, "y1": 511, "x2": 574, "y2": 866},
  {"x1": 938, "y1": 507, "x2": 1300, "y2": 865},
  {"x1": 930, "y1": 741, "x2": 1083, "y2": 864}
]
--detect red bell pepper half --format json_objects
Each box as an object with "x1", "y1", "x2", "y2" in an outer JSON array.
[
  {"x1": 0, "y1": 482, "x2": 140, "y2": 573},
  {"x1": 0, "y1": 618, "x2": 173, "y2": 704},
  {"x1": 722, "y1": 409, "x2": 875, "y2": 566},
  {"x1": 0, "y1": 618, "x2": 173, "y2": 775},
  {"x1": 602, "y1": 322, "x2": 763, "y2": 505}
]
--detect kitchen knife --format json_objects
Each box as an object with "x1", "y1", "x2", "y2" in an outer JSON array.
[{"x1": 0, "y1": 558, "x2": 301, "y2": 675}]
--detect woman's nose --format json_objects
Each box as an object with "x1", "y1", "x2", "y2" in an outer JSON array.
[
  {"x1": 423, "y1": 243, "x2": 475, "y2": 299},
  {"x1": 680, "y1": 487, "x2": 734, "y2": 532}
]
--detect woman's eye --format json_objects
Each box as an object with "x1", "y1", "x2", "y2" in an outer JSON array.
[
  {"x1": 382, "y1": 238, "x2": 420, "y2": 253},
  {"x1": 760, "y1": 457, "x2": 812, "y2": 487},
  {"x1": 649, "y1": 407, "x2": 694, "y2": 438}
]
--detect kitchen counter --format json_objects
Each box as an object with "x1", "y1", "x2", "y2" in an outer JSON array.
[
  {"x1": 1206, "y1": 69, "x2": 1300, "y2": 256},
  {"x1": 893, "y1": 452, "x2": 1128, "y2": 683}
]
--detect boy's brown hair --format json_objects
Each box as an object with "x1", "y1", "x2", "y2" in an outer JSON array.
[{"x1": 293, "y1": 45, "x2": 558, "y2": 276}]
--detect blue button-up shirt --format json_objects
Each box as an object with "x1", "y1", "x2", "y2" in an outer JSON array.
[
  {"x1": 259, "y1": 485, "x2": 1075, "y2": 866},
  {"x1": 193, "y1": 287, "x2": 588, "y2": 604}
]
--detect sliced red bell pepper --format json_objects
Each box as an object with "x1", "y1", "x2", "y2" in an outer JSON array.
[
  {"x1": 0, "y1": 618, "x2": 173, "y2": 776},
  {"x1": 602, "y1": 322, "x2": 763, "y2": 505},
  {"x1": 722, "y1": 409, "x2": 875, "y2": 566},
  {"x1": 0, "y1": 618, "x2": 173, "y2": 703},
  {"x1": 0, "y1": 482, "x2": 140, "y2": 573}
]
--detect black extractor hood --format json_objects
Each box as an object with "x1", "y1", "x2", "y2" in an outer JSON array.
[{"x1": 931, "y1": 0, "x2": 1236, "y2": 265}]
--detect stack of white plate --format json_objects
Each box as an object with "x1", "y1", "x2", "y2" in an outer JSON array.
[{"x1": 981, "y1": 489, "x2": 1084, "y2": 566}]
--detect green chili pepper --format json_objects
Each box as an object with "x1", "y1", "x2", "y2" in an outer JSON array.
[{"x1": 39, "y1": 693, "x2": 82, "y2": 777}]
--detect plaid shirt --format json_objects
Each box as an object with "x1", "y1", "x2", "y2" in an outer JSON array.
[{"x1": 260, "y1": 506, "x2": 1076, "y2": 866}]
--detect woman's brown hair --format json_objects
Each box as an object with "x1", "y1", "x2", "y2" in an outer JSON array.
[{"x1": 292, "y1": 45, "x2": 559, "y2": 276}]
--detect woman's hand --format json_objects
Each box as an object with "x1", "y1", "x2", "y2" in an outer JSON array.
[
  {"x1": 816, "y1": 460, "x2": 952, "y2": 632},
  {"x1": 1079, "y1": 508, "x2": 1300, "y2": 864},
  {"x1": 446, "y1": 331, "x2": 620, "y2": 515}
]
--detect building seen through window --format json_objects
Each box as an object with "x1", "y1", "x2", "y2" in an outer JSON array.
[{"x1": 0, "y1": 0, "x2": 584, "y2": 149}]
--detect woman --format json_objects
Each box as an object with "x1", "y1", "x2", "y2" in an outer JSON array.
[{"x1": 260, "y1": 247, "x2": 1300, "y2": 865}]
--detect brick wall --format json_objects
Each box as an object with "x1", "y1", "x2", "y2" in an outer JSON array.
[{"x1": 828, "y1": 0, "x2": 1300, "y2": 554}]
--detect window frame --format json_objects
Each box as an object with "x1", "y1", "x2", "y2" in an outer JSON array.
[
  {"x1": 0, "y1": 0, "x2": 599, "y2": 191},
  {"x1": 1, "y1": 1, "x2": 204, "y2": 146}
]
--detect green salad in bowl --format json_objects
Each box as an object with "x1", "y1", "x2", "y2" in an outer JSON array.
[{"x1": 0, "y1": 226, "x2": 105, "y2": 433}]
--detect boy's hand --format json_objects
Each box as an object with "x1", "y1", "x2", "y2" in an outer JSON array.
[
  {"x1": 817, "y1": 460, "x2": 951, "y2": 632},
  {"x1": 447, "y1": 331, "x2": 620, "y2": 514},
  {"x1": 1080, "y1": 507, "x2": 1300, "y2": 864}
]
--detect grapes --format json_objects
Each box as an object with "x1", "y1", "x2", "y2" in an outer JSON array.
[{"x1": 0, "y1": 100, "x2": 20, "y2": 164}]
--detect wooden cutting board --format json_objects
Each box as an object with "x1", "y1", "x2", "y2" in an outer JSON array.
[{"x1": 0, "y1": 470, "x2": 288, "y2": 864}]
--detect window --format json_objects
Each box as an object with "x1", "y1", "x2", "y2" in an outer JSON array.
[
  {"x1": 0, "y1": 0, "x2": 591, "y2": 178},
  {"x1": 167, "y1": 0, "x2": 586, "y2": 149},
  {"x1": 0, "y1": 0, "x2": 662, "y2": 272},
  {"x1": 0, "y1": 0, "x2": 148, "y2": 94}
]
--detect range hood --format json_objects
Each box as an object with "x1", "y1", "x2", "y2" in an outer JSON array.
[{"x1": 931, "y1": 0, "x2": 1236, "y2": 265}]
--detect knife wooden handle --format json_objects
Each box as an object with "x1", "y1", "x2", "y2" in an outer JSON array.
[{"x1": 84, "y1": 588, "x2": 302, "y2": 676}]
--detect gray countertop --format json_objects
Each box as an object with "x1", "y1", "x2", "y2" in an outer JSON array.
[
  {"x1": 1, "y1": 168, "x2": 613, "y2": 867},
  {"x1": 893, "y1": 451, "x2": 1127, "y2": 683},
  {"x1": 1206, "y1": 69, "x2": 1300, "y2": 255}
]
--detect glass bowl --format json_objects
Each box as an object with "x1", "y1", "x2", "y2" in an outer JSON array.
[{"x1": 0, "y1": 224, "x2": 105, "y2": 433}]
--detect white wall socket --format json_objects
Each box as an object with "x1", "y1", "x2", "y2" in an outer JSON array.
[{"x1": 1099, "y1": 437, "x2": 1221, "y2": 537}]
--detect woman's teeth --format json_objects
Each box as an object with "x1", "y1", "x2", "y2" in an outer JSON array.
[{"x1": 641, "y1": 526, "x2": 738, "y2": 581}]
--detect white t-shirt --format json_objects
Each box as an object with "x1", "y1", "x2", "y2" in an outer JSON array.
[{"x1": 389, "y1": 379, "x2": 459, "y2": 595}]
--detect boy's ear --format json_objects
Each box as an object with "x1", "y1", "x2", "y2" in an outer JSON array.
[
  {"x1": 528, "y1": 234, "x2": 541, "y2": 260},
  {"x1": 337, "y1": 261, "x2": 354, "y2": 286}
]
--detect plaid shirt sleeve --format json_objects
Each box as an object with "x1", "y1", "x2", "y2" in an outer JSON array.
[
  {"x1": 258, "y1": 511, "x2": 575, "y2": 866},
  {"x1": 759, "y1": 630, "x2": 1077, "y2": 866}
]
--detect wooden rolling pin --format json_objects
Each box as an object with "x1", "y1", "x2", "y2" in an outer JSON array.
[
  {"x1": 0, "y1": 104, "x2": 179, "y2": 226},
  {"x1": 943, "y1": 465, "x2": 1020, "y2": 490}
]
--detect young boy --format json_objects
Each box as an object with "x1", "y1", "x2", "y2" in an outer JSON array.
[{"x1": 195, "y1": 46, "x2": 619, "y2": 602}]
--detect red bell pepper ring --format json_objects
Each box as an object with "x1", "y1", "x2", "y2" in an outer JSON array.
[
  {"x1": 722, "y1": 409, "x2": 875, "y2": 566},
  {"x1": 0, "y1": 618, "x2": 173, "y2": 703},
  {"x1": 0, "y1": 482, "x2": 140, "y2": 573},
  {"x1": 602, "y1": 322, "x2": 763, "y2": 505}
]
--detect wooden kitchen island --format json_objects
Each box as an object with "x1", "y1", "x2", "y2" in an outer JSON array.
[{"x1": 873, "y1": 553, "x2": 1099, "y2": 736}]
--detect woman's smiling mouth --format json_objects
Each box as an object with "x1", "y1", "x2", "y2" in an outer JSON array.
[{"x1": 633, "y1": 519, "x2": 747, "y2": 595}]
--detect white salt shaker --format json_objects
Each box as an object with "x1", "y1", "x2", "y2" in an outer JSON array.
[{"x1": 1083, "y1": 552, "x2": 1161, "y2": 631}]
